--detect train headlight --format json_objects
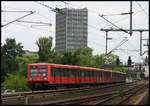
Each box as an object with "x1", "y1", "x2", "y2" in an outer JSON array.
[
  {"x1": 43, "y1": 77, "x2": 47, "y2": 80},
  {"x1": 43, "y1": 73, "x2": 46, "y2": 76}
]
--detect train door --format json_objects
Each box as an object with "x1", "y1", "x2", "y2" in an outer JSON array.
[
  {"x1": 50, "y1": 67, "x2": 54, "y2": 84},
  {"x1": 78, "y1": 69, "x2": 81, "y2": 84},
  {"x1": 74, "y1": 69, "x2": 78, "y2": 84}
]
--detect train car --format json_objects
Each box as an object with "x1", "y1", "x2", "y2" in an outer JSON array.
[
  {"x1": 112, "y1": 71, "x2": 126, "y2": 83},
  {"x1": 27, "y1": 63, "x2": 126, "y2": 90}
]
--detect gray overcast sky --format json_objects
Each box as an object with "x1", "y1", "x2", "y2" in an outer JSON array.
[{"x1": 1, "y1": 1, "x2": 149, "y2": 63}]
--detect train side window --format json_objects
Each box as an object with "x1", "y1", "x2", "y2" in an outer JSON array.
[
  {"x1": 72, "y1": 69, "x2": 77, "y2": 77},
  {"x1": 100, "y1": 71, "x2": 102, "y2": 78},
  {"x1": 107, "y1": 72, "x2": 108, "y2": 78},
  {"x1": 68, "y1": 69, "x2": 72, "y2": 77},
  {"x1": 102, "y1": 72, "x2": 104, "y2": 78},
  {"x1": 106, "y1": 72, "x2": 108, "y2": 78},
  {"x1": 86, "y1": 70, "x2": 88, "y2": 77},
  {"x1": 58, "y1": 68, "x2": 62, "y2": 77},
  {"x1": 52, "y1": 67, "x2": 57, "y2": 77},
  {"x1": 67, "y1": 69, "x2": 71, "y2": 77},
  {"x1": 80, "y1": 70, "x2": 84, "y2": 77},
  {"x1": 91, "y1": 71, "x2": 94, "y2": 77},
  {"x1": 95, "y1": 71, "x2": 97, "y2": 78},
  {"x1": 87, "y1": 70, "x2": 89, "y2": 78},
  {"x1": 99, "y1": 71, "x2": 100, "y2": 78},
  {"x1": 70, "y1": 69, "x2": 75, "y2": 77},
  {"x1": 55, "y1": 68, "x2": 59, "y2": 77},
  {"x1": 64, "y1": 68, "x2": 69, "y2": 77},
  {"x1": 95, "y1": 71, "x2": 98, "y2": 78},
  {"x1": 75, "y1": 69, "x2": 78, "y2": 77},
  {"x1": 83, "y1": 70, "x2": 86, "y2": 77},
  {"x1": 84, "y1": 70, "x2": 87, "y2": 77},
  {"x1": 61, "y1": 68, "x2": 65, "y2": 77},
  {"x1": 87, "y1": 70, "x2": 89, "y2": 77},
  {"x1": 62, "y1": 68, "x2": 65, "y2": 77},
  {"x1": 91, "y1": 71, "x2": 93, "y2": 77},
  {"x1": 89, "y1": 70, "x2": 91, "y2": 78},
  {"x1": 99, "y1": 71, "x2": 101, "y2": 78},
  {"x1": 103, "y1": 72, "x2": 106, "y2": 78}
]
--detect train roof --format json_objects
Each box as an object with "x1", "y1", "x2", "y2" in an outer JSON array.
[
  {"x1": 29, "y1": 63, "x2": 112, "y2": 72},
  {"x1": 29, "y1": 63, "x2": 125, "y2": 74}
]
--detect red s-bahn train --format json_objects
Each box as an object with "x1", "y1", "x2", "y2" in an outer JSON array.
[{"x1": 27, "y1": 63, "x2": 126, "y2": 90}]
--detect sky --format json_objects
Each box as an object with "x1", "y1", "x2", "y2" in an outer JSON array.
[{"x1": 1, "y1": 1, "x2": 149, "y2": 63}]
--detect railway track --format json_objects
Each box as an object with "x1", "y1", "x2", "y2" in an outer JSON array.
[
  {"x1": 48, "y1": 80, "x2": 148, "y2": 105},
  {"x1": 2, "y1": 80, "x2": 147, "y2": 105}
]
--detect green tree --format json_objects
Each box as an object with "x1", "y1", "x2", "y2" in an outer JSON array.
[
  {"x1": 15, "y1": 54, "x2": 39, "y2": 77},
  {"x1": 36, "y1": 36, "x2": 54, "y2": 62},
  {"x1": 50, "y1": 51, "x2": 62, "y2": 64},
  {"x1": 1, "y1": 38, "x2": 25, "y2": 82},
  {"x1": 74, "y1": 46, "x2": 93, "y2": 57},
  {"x1": 92, "y1": 55, "x2": 104, "y2": 68},
  {"x1": 2, "y1": 73, "x2": 30, "y2": 92},
  {"x1": 61, "y1": 50, "x2": 74, "y2": 65},
  {"x1": 61, "y1": 47, "x2": 94, "y2": 67}
]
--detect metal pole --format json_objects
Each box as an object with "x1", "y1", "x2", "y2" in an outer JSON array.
[
  {"x1": 106, "y1": 31, "x2": 108, "y2": 55},
  {"x1": 140, "y1": 31, "x2": 143, "y2": 56},
  {"x1": 130, "y1": 1, "x2": 133, "y2": 36}
]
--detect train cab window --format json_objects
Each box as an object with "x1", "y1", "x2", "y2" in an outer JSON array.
[
  {"x1": 30, "y1": 66, "x2": 38, "y2": 76},
  {"x1": 39, "y1": 65, "x2": 47, "y2": 76}
]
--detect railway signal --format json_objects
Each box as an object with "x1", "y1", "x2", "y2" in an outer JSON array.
[
  {"x1": 116, "y1": 58, "x2": 120, "y2": 66},
  {"x1": 127, "y1": 56, "x2": 132, "y2": 66}
]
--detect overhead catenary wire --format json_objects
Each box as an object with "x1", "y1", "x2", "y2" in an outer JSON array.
[
  {"x1": 63, "y1": 1, "x2": 143, "y2": 56},
  {"x1": 99, "y1": 14, "x2": 130, "y2": 34},
  {"x1": 102, "y1": 7, "x2": 148, "y2": 29},
  {"x1": 1, "y1": 11, "x2": 36, "y2": 28},
  {"x1": 136, "y1": 2, "x2": 148, "y2": 17}
]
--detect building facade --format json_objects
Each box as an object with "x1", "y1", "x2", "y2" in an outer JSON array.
[{"x1": 55, "y1": 8, "x2": 88, "y2": 54}]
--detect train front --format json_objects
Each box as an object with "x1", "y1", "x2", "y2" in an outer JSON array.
[{"x1": 27, "y1": 64, "x2": 49, "y2": 90}]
